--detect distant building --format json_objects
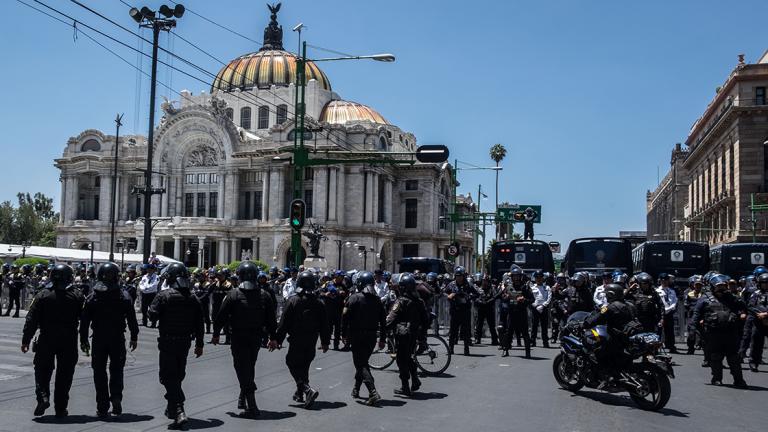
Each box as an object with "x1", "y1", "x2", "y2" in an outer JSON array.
[
  {"x1": 649, "y1": 51, "x2": 768, "y2": 245},
  {"x1": 619, "y1": 231, "x2": 647, "y2": 250}
]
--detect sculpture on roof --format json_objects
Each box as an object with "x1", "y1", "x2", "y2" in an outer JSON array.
[{"x1": 262, "y1": 3, "x2": 284, "y2": 51}]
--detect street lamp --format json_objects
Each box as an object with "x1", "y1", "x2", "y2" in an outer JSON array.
[
  {"x1": 356, "y1": 245, "x2": 376, "y2": 270},
  {"x1": 128, "y1": 4, "x2": 184, "y2": 264},
  {"x1": 72, "y1": 241, "x2": 95, "y2": 267},
  {"x1": 334, "y1": 239, "x2": 357, "y2": 270}
]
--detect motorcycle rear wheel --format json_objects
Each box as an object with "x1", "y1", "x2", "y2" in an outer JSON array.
[
  {"x1": 628, "y1": 366, "x2": 671, "y2": 411},
  {"x1": 553, "y1": 353, "x2": 584, "y2": 392}
]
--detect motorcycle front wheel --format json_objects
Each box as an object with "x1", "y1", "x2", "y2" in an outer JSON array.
[
  {"x1": 553, "y1": 353, "x2": 584, "y2": 392},
  {"x1": 628, "y1": 365, "x2": 671, "y2": 411}
]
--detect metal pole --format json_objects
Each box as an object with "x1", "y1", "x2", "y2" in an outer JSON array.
[
  {"x1": 450, "y1": 159, "x2": 458, "y2": 262},
  {"x1": 337, "y1": 240, "x2": 342, "y2": 269},
  {"x1": 109, "y1": 113, "x2": 123, "y2": 262},
  {"x1": 752, "y1": 193, "x2": 757, "y2": 242},
  {"x1": 363, "y1": 250, "x2": 368, "y2": 270},
  {"x1": 481, "y1": 214, "x2": 487, "y2": 273},
  {"x1": 90, "y1": 242, "x2": 94, "y2": 267},
  {"x1": 142, "y1": 23, "x2": 161, "y2": 264},
  {"x1": 290, "y1": 42, "x2": 308, "y2": 268}
]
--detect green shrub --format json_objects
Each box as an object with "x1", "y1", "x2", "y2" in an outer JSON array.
[
  {"x1": 13, "y1": 257, "x2": 50, "y2": 267},
  {"x1": 226, "y1": 260, "x2": 268, "y2": 273}
]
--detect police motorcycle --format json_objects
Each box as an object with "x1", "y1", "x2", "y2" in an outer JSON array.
[{"x1": 552, "y1": 311, "x2": 674, "y2": 411}]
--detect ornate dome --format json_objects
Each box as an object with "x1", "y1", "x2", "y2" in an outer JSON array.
[
  {"x1": 211, "y1": 50, "x2": 331, "y2": 93},
  {"x1": 211, "y1": 4, "x2": 330, "y2": 93},
  {"x1": 320, "y1": 100, "x2": 389, "y2": 125}
]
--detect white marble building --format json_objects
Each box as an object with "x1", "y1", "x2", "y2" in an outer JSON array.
[{"x1": 54, "y1": 8, "x2": 475, "y2": 270}]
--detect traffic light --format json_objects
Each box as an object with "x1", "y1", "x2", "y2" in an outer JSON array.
[
  {"x1": 513, "y1": 211, "x2": 525, "y2": 222},
  {"x1": 290, "y1": 199, "x2": 306, "y2": 230}
]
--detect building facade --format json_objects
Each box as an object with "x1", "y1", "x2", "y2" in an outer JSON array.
[
  {"x1": 648, "y1": 52, "x2": 768, "y2": 245},
  {"x1": 54, "y1": 8, "x2": 474, "y2": 270},
  {"x1": 646, "y1": 143, "x2": 689, "y2": 240}
]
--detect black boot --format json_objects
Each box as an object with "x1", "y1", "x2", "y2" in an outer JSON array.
[
  {"x1": 464, "y1": 345, "x2": 470, "y2": 356},
  {"x1": 205, "y1": 323, "x2": 211, "y2": 334},
  {"x1": 238, "y1": 391, "x2": 246, "y2": 410},
  {"x1": 394, "y1": 379, "x2": 411, "y2": 397},
  {"x1": 33, "y1": 397, "x2": 49, "y2": 416},
  {"x1": 174, "y1": 408, "x2": 188, "y2": 427},
  {"x1": 411, "y1": 376, "x2": 422, "y2": 392},
  {"x1": 303, "y1": 387, "x2": 319, "y2": 409},
  {"x1": 365, "y1": 388, "x2": 381, "y2": 406},
  {"x1": 351, "y1": 381, "x2": 361, "y2": 399},
  {"x1": 240, "y1": 392, "x2": 260, "y2": 418},
  {"x1": 111, "y1": 399, "x2": 122, "y2": 416}
]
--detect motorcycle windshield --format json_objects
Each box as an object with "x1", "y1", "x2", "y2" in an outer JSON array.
[{"x1": 567, "y1": 311, "x2": 591, "y2": 323}]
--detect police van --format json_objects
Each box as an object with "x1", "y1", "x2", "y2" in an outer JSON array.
[
  {"x1": 632, "y1": 241, "x2": 709, "y2": 287},
  {"x1": 563, "y1": 237, "x2": 633, "y2": 277},
  {"x1": 709, "y1": 243, "x2": 768, "y2": 278},
  {"x1": 489, "y1": 240, "x2": 555, "y2": 281}
]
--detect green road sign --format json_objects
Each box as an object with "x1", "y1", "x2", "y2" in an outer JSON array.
[{"x1": 497, "y1": 205, "x2": 542, "y2": 223}]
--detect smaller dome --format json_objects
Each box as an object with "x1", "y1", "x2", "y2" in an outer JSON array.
[{"x1": 320, "y1": 100, "x2": 389, "y2": 125}]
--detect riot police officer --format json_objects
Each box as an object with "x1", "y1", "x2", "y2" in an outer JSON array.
[
  {"x1": 691, "y1": 274, "x2": 748, "y2": 388},
  {"x1": 318, "y1": 277, "x2": 344, "y2": 350},
  {"x1": 212, "y1": 261, "x2": 277, "y2": 418},
  {"x1": 5, "y1": 264, "x2": 25, "y2": 317},
  {"x1": 565, "y1": 272, "x2": 593, "y2": 316},
  {"x1": 342, "y1": 271, "x2": 387, "y2": 405},
  {"x1": 626, "y1": 272, "x2": 664, "y2": 333},
  {"x1": 79, "y1": 262, "x2": 140, "y2": 418},
  {"x1": 275, "y1": 271, "x2": 330, "y2": 408},
  {"x1": 501, "y1": 265, "x2": 534, "y2": 358},
  {"x1": 122, "y1": 265, "x2": 139, "y2": 304},
  {"x1": 386, "y1": 273, "x2": 428, "y2": 397},
  {"x1": 210, "y1": 269, "x2": 232, "y2": 344},
  {"x1": 474, "y1": 274, "x2": 499, "y2": 345},
  {"x1": 583, "y1": 284, "x2": 642, "y2": 372},
  {"x1": 747, "y1": 272, "x2": 768, "y2": 372},
  {"x1": 147, "y1": 263, "x2": 204, "y2": 427},
  {"x1": 21, "y1": 264, "x2": 84, "y2": 418},
  {"x1": 192, "y1": 269, "x2": 212, "y2": 334},
  {"x1": 443, "y1": 267, "x2": 477, "y2": 356},
  {"x1": 684, "y1": 276, "x2": 705, "y2": 355},
  {"x1": 550, "y1": 272, "x2": 569, "y2": 342}
]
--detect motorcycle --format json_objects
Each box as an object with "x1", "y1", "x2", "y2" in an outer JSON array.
[{"x1": 552, "y1": 311, "x2": 674, "y2": 411}]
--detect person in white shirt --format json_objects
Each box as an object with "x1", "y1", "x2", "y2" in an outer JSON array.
[
  {"x1": 373, "y1": 269, "x2": 389, "y2": 301},
  {"x1": 656, "y1": 273, "x2": 679, "y2": 353},
  {"x1": 593, "y1": 273, "x2": 613, "y2": 307},
  {"x1": 282, "y1": 268, "x2": 299, "y2": 300},
  {"x1": 529, "y1": 271, "x2": 552, "y2": 348},
  {"x1": 138, "y1": 264, "x2": 159, "y2": 327}
]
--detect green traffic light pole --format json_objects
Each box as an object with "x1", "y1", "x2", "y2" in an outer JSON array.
[{"x1": 289, "y1": 42, "x2": 397, "y2": 267}]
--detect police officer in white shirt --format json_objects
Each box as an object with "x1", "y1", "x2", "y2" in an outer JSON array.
[
  {"x1": 281, "y1": 267, "x2": 299, "y2": 300},
  {"x1": 373, "y1": 269, "x2": 389, "y2": 301},
  {"x1": 593, "y1": 273, "x2": 613, "y2": 307},
  {"x1": 138, "y1": 264, "x2": 159, "y2": 327},
  {"x1": 656, "y1": 273, "x2": 679, "y2": 353},
  {"x1": 530, "y1": 271, "x2": 552, "y2": 348}
]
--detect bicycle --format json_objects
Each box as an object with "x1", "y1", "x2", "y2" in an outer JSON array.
[{"x1": 369, "y1": 332, "x2": 451, "y2": 376}]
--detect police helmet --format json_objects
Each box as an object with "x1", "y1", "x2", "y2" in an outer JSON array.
[
  {"x1": 604, "y1": 283, "x2": 625, "y2": 302},
  {"x1": 34, "y1": 263, "x2": 45, "y2": 274},
  {"x1": 570, "y1": 272, "x2": 587, "y2": 287},
  {"x1": 399, "y1": 273, "x2": 417, "y2": 297},
  {"x1": 96, "y1": 262, "x2": 121, "y2": 291},
  {"x1": 454, "y1": 266, "x2": 466, "y2": 277},
  {"x1": 710, "y1": 274, "x2": 729, "y2": 287},
  {"x1": 50, "y1": 264, "x2": 74, "y2": 289},
  {"x1": 426, "y1": 272, "x2": 438, "y2": 283},
  {"x1": 754, "y1": 266, "x2": 768, "y2": 277},
  {"x1": 270, "y1": 266, "x2": 279, "y2": 274},
  {"x1": 635, "y1": 272, "x2": 653, "y2": 285},
  {"x1": 509, "y1": 265, "x2": 523, "y2": 276},
  {"x1": 165, "y1": 262, "x2": 191, "y2": 290},
  {"x1": 1, "y1": 263, "x2": 10, "y2": 273},
  {"x1": 236, "y1": 261, "x2": 259, "y2": 290},
  {"x1": 532, "y1": 270, "x2": 544, "y2": 279},
  {"x1": 295, "y1": 271, "x2": 316, "y2": 294},
  {"x1": 257, "y1": 272, "x2": 268, "y2": 281},
  {"x1": 757, "y1": 272, "x2": 768, "y2": 285},
  {"x1": 383, "y1": 271, "x2": 392, "y2": 282},
  {"x1": 356, "y1": 271, "x2": 376, "y2": 295},
  {"x1": 127, "y1": 264, "x2": 136, "y2": 272},
  {"x1": 21, "y1": 264, "x2": 32, "y2": 274},
  {"x1": 11, "y1": 264, "x2": 19, "y2": 272}
]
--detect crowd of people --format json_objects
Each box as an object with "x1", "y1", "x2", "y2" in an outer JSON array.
[{"x1": 3, "y1": 258, "x2": 768, "y2": 427}]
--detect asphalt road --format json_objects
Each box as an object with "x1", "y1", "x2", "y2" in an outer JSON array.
[{"x1": 0, "y1": 313, "x2": 766, "y2": 432}]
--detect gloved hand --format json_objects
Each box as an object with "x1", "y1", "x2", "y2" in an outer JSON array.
[{"x1": 80, "y1": 342, "x2": 91, "y2": 356}]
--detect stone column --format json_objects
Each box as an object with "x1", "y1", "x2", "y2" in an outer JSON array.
[
  {"x1": 230, "y1": 238, "x2": 239, "y2": 263},
  {"x1": 99, "y1": 174, "x2": 112, "y2": 221},
  {"x1": 113, "y1": 175, "x2": 121, "y2": 221},
  {"x1": 60, "y1": 177, "x2": 67, "y2": 224},
  {"x1": 197, "y1": 237, "x2": 206, "y2": 268},
  {"x1": 385, "y1": 178, "x2": 393, "y2": 224},
  {"x1": 136, "y1": 236, "x2": 144, "y2": 256},
  {"x1": 151, "y1": 174, "x2": 162, "y2": 217},
  {"x1": 217, "y1": 172, "x2": 225, "y2": 219},
  {"x1": 71, "y1": 176, "x2": 80, "y2": 220},
  {"x1": 337, "y1": 167, "x2": 346, "y2": 225},
  {"x1": 725, "y1": 148, "x2": 732, "y2": 193},
  {"x1": 313, "y1": 168, "x2": 325, "y2": 222},
  {"x1": 371, "y1": 172, "x2": 379, "y2": 224},
  {"x1": 269, "y1": 169, "x2": 283, "y2": 220},
  {"x1": 262, "y1": 168, "x2": 271, "y2": 221},
  {"x1": 150, "y1": 236, "x2": 158, "y2": 255},
  {"x1": 161, "y1": 176, "x2": 169, "y2": 217},
  {"x1": 173, "y1": 236, "x2": 182, "y2": 261},
  {"x1": 328, "y1": 167, "x2": 338, "y2": 221},
  {"x1": 218, "y1": 239, "x2": 228, "y2": 264},
  {"x1": 365, "y1": 170, "x2": 374, "y2": 223},
  {"x1": 251, "y1": 237, "x2": 259, "y2": 261}
]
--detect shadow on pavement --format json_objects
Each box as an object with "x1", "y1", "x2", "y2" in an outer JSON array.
[
  {"x1": 570, "y1": 391, "x2": 689, "y2": 418},
  {"x1": 226, "y1": 410, "x2": 297, "y2": 420},
  {"x1": 354, "y1": 399, "x2": 407, "y2": 408},
  {"x1": 514, "y1": 355, "x2": 549, "y2": 361},
  {"x1": 180, "y1": 417, "x2": 225, "y2": 430},
  {"x1": 464, "y1": 353, "x2": 495, "y2": 358},
  {"x1": 420, "y1": 372, "x2": 455, "y2": 378},
  {"x1": 409, "y1": 392, "x2": 448, "y2": 401},
  {"x1": 34, "y1": 415, "x2": 100, "y2": 424},
  {"x1": 290, "y1": 401, "x2": 347, "y2": 411},
  {"x1": 109, "y1": 413, "x2": 154, "y2": 423}
]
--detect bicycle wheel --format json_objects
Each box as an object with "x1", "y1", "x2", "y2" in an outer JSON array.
[
  {"x1": 369, "y1": 339, "x2": 396, "y2": 371},
  {"x1": 416, "y1": 334, "x2": 451, "y2": 376}
]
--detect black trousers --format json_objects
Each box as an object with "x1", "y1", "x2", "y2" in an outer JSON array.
[
  {"x1": 140, "y1": 292, "x2": 156, "y2": 326},
  {"x1": 523, "y1": 224, "x2": 534, "y2": 240},
  {"x1": 503, "y1": 309, "x2": 530, "y2": 354},
  {"x1": 231, "y1": 333, "x2": 261, "y2": 394},
  {"x1": 687, "y1": 321, "x2": 702, "y2": 352},
  {"x1": 200, "y1": 297, "x2": 211, "y2": 327},
  {"x1": 33, "y1": 334, "x2": 78, "y2": 410},
  {"x1": 350, "y1": 332, "x2": 377, "y2": 390},
  {"x1": 158, "y1": 338, "x2": 192, "y2": 412},
  {"x1": 394, "y1": 335, "x2": 418, "y2": 383},
  {"x1": 748, "y1": 317, "x2": 766, "y2": 365},
  {"x1": 662, "y1": 312, "x2": 676, "y2": 350},
  {"x1": 448, "y1": 308, "x2": 471, "y2": 349},
  {"x1": 328, "y1": 315, "x2": 342, "y2": 348},
  {"x1": 5, "y1": 288, "x2": 21, "y2": 316},
  {"x1": 474, "y1": 304, "x2": 498, "y2": 343},
  {"x1": 91, "y1": 337, "x2": 127, "y2": 412},
  {"x1": 285, "y1": 336, "x2": 318, "y2": 392},
  {"x1": 530, "y1": 307, "x2": 549, "y2": 343},
  {"x1": 706, "y1": 331, "x2": 744, "y2": 383},
  {"x1": 740, "y1": 316, "x2": 755, "y2": 357},
  {"x1": 211, "y1": 299, "x2": 229, "y2": 339}
]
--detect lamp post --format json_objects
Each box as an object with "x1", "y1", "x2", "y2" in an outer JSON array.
[
  {"x1": 128, "y1": 4, "x2": 184, "y2": 264},
  {"x1": 125, "y1": 217, "x2": 174, "y2": 262},
  {"x1": 71, "y1": 241, "x2": 95, "y2": 267},
  {"x1": 109, "y1": 113, "x2": 124, "y2": 262},
  {"x1": 333, "y1": 239, "x2": 356, "y2": 270},
  {"x1": 356, "y1": 245, "x2": 376, "y2": 270}
]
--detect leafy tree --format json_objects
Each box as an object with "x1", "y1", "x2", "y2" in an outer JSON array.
[{"x1": 0, "y1": 192, "x2": 59, "y2": 247}]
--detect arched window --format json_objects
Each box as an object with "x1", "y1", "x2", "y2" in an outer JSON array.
[
  {"x1": 81, "y1": 139, "x2": 101, "y2": 152},
  {"x1": 379, "y1": 136, "x2": 387, "y2": 150},
  {"x1": 258, "y1": 106, "x2": 269, "y2": 129},
  {"x1": 276, "y1": 104, "x2": 288, "y2": 125},
  {"x1": 240, "y1": 107, "x2": 251, "y2": 129},
  {"x1": 225, "y1": 108, "x2": 233, "y2": 121}
]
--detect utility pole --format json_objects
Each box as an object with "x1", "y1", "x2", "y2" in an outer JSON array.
[
  {"x1": 290, "y1": 41, "x2": 308, "y2": 268},
  {"x1": 109, "y1": 113, "x2": 123, "y2": 262}
]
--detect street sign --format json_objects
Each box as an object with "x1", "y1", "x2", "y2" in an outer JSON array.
[
  {"x1": 446, "y1": 242, "x2": 460, "y2": 257},
  {"x1": 416, "y1": 145, "x2": 450, "y2": 163},
  {"x1": 497, "y1": 205, "x2": 542, "y2": 223}
]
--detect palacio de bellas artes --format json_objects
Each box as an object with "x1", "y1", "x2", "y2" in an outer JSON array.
[{"x1": 54, "y1": 7, "x2": 475, "y2": 271}]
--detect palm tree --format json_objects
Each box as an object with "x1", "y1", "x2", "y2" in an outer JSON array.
[{"x1": 489, "y1": 143, "x2": 507, "y2": 239}]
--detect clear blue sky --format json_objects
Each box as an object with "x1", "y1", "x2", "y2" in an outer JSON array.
[{"x1": 3, "y1": 0, "x2": 768, "y2": 248}]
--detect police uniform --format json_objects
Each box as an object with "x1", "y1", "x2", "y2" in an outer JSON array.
[
  {"x1": 691, "y1": 291, "x2": 747, "y2": 386},
  {"x1": 22, "y1": 284, "x2": 84, "y2": 415},
  {"x1": 385, "y1": 290, "x2": 428, "y2": 394},
  {"x1": 444, "y1": 280, "x2": 477, "y2": 355},
  {"x1": 583, "y1": 300, "x2": 640, "y2": 368},
  {"x1": 746, "y1": 289, "x2": 768, "y2": 370},
  {"x1": 318, "y1": 283, "x2": 344, "y2": 350},
  {"x1": 627, "y1": 288, "x2": 664, "y2": 333},
  {"x1": 501, "y1": 280, "x2": 534, "y2": 357},
  {"x1": 5, "y1": 270, "x2": 25, "y2": 317},
  {"x1": 80, "y1": 285, "x2": 140, "y2": 415},
  {"x1": 210, "y1": 277, "x2": 232, "y2": 342},
  {"x1": 342, "y1": 290, "x2": 387, "y2": 400},
  {"x1": 684, "y1": 287, "x2": 704, "y2": 355}
]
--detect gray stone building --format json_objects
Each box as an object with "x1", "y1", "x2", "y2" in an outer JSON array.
[
  {"x1": 649, "y1": 51, "x2": 768, "y2": 244},
  {"x1": 54, "y1": 8, "x2": 475, "y2": 270},
  {"x1": 646, "y1": 143, "x2": 689, "y2": 240}
]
